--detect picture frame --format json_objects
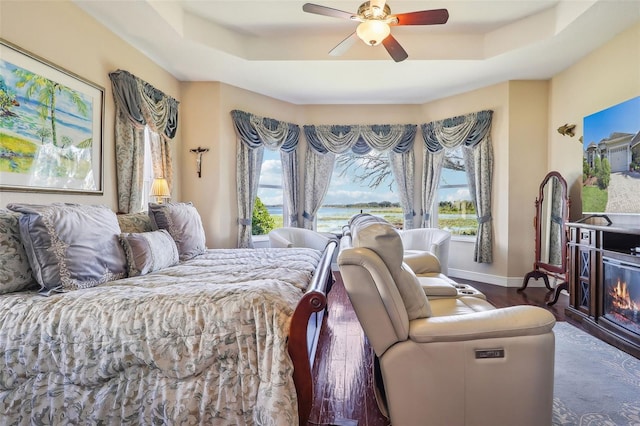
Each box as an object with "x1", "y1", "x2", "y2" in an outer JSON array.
[
  {"x1": 582, "y1": 96, "x2": 640, "y2": 214},
  {"x1": 0, "y1": 39, "x2": 104, "y2": 194}
]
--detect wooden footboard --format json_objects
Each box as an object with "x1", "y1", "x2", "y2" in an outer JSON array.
[{"x1": 288, "y1": 240, "x2": 337, "y2": 426}]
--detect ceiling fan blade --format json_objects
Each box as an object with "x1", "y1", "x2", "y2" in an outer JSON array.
[
  {"x1": 329, "y1": 32, "x2": 358, "y2": 56},
  {"x1": 302, "y1": 3, "x2": 354, "y2": 20},
  {"x1": 393, "y1": 8, "x2": 449, "y2": 26},
  {"x1": 382, "y1": 34, "x2": 408, "y2": 62}
]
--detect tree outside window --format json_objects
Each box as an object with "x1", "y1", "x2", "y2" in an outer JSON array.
[{"x1": 253, "y1": 149, "x2": 284, "y2": 235}]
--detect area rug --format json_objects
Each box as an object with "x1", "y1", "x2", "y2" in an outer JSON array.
[{"x1": 553, "y1": 321, "x2": 640, "y2": 425}]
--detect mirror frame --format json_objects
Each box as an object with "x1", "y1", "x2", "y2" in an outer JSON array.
[
  {"x1": 536, "y1": 171, "x2": 570, "y2": 274},
  {"x1": 519, "y1": 171, "x2": 570, "y2": 303}
]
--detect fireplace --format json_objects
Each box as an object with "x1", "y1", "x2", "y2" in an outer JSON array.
[
  {"x1": 603, "y1": 258, "x2": 640, "y2": 335},
  {"x1": 566, "y1": 222, "x2": 640, "y2": 358}
]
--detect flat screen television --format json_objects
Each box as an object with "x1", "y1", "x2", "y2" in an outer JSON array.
[{"x1": 582, "y1": 96, "x2": 640, "y2": 221}]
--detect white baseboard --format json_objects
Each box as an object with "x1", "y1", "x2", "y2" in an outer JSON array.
[{"x1": 448, "y1": 268, "x2": 556, "y2": 288}]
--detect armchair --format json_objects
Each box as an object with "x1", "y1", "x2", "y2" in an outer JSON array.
[
  {"x1": 398, "y1": 227, "x2": 451, "y2": 275},
  {"x1": 338, "y1": 215, "x2": 556, "y2": 426},
  {"x1": 268, "y1": 227, "x2": 336, "y2": 252}
]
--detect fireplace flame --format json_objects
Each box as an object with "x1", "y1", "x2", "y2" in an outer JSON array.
[{"x1": 611, "y1": 279, "x2": 639, "y2": 313}]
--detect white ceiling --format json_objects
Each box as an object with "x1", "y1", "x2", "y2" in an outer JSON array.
[{"x1": 75, "y1": 0, "x2": 640, "y2": 105}]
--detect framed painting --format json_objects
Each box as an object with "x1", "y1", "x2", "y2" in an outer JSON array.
[
  {"x1": 0, "y1": 39, "x2": 104, "y2": 194},
  {"x1": 582, "y1": 96, "x2": 640, "y2": 214}
]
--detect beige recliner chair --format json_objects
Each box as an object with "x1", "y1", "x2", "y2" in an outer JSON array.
[{"x1": 338, "y1": 214, "x2": 556, "y2": 426}]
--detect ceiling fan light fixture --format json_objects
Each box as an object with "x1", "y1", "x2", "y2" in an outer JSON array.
[{"x1": 356, "y1": 20, "x2": 390, "y2": 46}]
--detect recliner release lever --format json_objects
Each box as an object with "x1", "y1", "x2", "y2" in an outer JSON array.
[{"x1": 475, "y1": 348, "x2": 505, "y2": 359}]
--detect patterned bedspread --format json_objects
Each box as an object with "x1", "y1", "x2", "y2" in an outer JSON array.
[{"x1": 0, "y1": 248, "x2": 322, "y2": 425}]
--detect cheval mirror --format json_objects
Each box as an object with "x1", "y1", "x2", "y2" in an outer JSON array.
[{"x1": 519, "y1": 171, "x2": 570, "y2": 306}]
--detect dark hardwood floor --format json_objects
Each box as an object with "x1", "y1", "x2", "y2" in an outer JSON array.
[{"x1": 308, "y1": 273, "x2": 570, "y2": 426}]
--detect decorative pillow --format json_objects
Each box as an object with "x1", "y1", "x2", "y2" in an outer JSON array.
[
  {"x1": 0, "y1": 209, "x2": 36, "y2": 294},
  {"x1": 117, "y1": 212, "x2": 154, "y2": 234},
  {"x1": 351, "y1": 214, "x2": 432, "y2": 320},
  {"x1": 6, "y1": 203, "x2": 127, "y2": 293},
  {"x1": 148, "y1": 202, "x2": 207, "y2": 261},
  {"x1": 120, "y1": 230, "x2": 179, "y2": 277}
]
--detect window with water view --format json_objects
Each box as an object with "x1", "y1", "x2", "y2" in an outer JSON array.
[
  {"x1": 436, "y1": 146, "x2": 477, "y2": 236},
  {"x1": 255, "y1": 147, "x2": 478, "y2": 236}
]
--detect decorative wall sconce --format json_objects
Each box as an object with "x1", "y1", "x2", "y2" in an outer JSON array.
[
  {"x1": 557, "y1": 123, "x2": 576, "y2": 137},
  {"x1": 189, "y1": 146, "x2": 210, "y2": 178},
  {"x1": 150, "y1": 178, "x2": 171, "y2": 204}
]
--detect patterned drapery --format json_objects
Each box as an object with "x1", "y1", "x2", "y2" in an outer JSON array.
[
  {"x1": 420, "y1": 110, "x2": 494, "y2": 263},
  {"x1": 109, "y1": 70, "x2": 179, "y2": 213},
  {"x1": 231, "y1": 110, "x2": 300, "y2": 248},
  {"x1": 302, "y1": 124, "x2": 417, "y2": 229}
]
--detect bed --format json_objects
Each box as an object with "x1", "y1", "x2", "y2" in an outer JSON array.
[{"x1": 0, "y1": 203, "x2": 336, "y2": 425}]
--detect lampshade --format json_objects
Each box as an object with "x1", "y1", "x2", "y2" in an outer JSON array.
[
  {"x1": 356, "y1": 20, "x2": 391, "y2": 46},
  {"x1": 150, "y1": 178, "x2": 170, "y2": 203}
]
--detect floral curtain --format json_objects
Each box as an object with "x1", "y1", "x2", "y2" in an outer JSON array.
[
  {"x1": 421, "y1": 110, "x2": 494, "y2": 263},
  {"x1": 109, "y1": 70, "x2": 179, "y2": 213},
  {"x1": 231, "y1": 110, "x2": 299, "y2": 248},
  {"x1": 302, "y1": 124, "x2": 416, "y2": 229}
]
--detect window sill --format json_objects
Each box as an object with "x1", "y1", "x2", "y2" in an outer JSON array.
[
  {"x1": 451, "y1": 235, "x2": 475, "y2": 243},
  {"x1": 252, "y1": 234, "x2": 270, "y2": 248}
]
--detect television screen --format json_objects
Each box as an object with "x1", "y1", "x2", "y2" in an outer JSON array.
[{"x1": 582, "y1": 96, "x2": 640, "y2": 214}]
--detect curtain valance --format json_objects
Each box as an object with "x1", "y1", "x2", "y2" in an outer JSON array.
[
  {"x1": 231, "y1": 110, "x2": 299, "y2": 152},
  {"x1": 421, "y1": 110, "x2": 492, "y2": 153},
  {"x1": 108, "y1": 70, "x2": 179, "y2": 139},
  {"x1": 304, "y1": 124, "x2": 416, "y2": 155}
]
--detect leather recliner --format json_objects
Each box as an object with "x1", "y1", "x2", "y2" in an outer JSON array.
[{"x1": 338, "y1": 214, "x2": 556, "y2": 426}]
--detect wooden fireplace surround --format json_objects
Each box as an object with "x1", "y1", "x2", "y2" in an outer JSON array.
[{"x1": 566, "y1": 219, "x2": 640, "y2": 358}]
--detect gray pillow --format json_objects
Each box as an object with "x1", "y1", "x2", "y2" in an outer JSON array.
[
  {"x1": 0, "y1": 209, "x2": 36, "y2": 294},
  {"x1": 148, "y1": 202, "x2": 207, "y2": 261},
  {"x1": 117, "y1": 212, "x2": 154, "y2": 234},
  {"x1": 120, "y1": 230, "x2": 179, "y2": 277},
  {"x1": 6, "y1": 203, "x2": 127, "y2": 293}
]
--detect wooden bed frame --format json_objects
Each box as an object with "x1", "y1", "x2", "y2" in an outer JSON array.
[{"x1": 288, "y1": 240, "x2": 337, "y2": 425}]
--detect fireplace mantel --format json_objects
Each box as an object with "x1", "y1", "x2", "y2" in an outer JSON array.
[{"x1": 565, "y1": 220, "x2": 640, "y2": 358}]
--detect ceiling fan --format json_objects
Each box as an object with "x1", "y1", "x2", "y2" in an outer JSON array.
[{"x1": 302, "y1": 1, "x2": 449, "y2": 62}]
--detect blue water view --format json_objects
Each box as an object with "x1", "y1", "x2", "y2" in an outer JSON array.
[
  {"x1": 267, "y1": 206, "x2": 403, "y2": 233},
  {"x1": 267, "y1": 206, "x2": 475, "y2": 234}
]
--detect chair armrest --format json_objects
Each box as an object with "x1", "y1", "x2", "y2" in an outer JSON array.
[
  {"x1": 268, "y1": 232, "x2": 293, "y2": 248},
  {"x1": 409, "y1": 306, "x2": 555, "y2": 343}
]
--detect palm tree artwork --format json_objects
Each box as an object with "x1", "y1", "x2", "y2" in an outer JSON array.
[
  {"x1": 13, "y1": 69, "x2": 89, "y2": 147},
  {"x1": 0, "y1": 56, "x2": 97, "y2": 190}
]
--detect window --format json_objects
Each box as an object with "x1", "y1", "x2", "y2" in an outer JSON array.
[
  {"x1": 434, "y1": 146, "x2": 477, "y2": 236},
  {"x1": 318, "y1": 150, "x2": 401, "y2": 233},
  {"x1": 254, "y1": 149, "x2": 284, "y2": 235},
  {"x1": 139, "y1": 126, "x2": 158, "y2": 212}
]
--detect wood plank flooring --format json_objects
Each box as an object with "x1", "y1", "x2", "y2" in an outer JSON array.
[{"x1": 308, "y1": 273, "x2": 569, "y2": 426}]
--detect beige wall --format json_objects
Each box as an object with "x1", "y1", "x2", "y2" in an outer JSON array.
[
  {"x1": 507, "y1": 81, "x2": 550, "y2": 279},
  {"x1": 0, "y1": 0, "x2": 182, "y2": 209},
  {"x1": 2, "y1": 2, "x2": 638, "y2": 284},
  {"x1": 180, "y1": 82, "x2": 300, "y2": 248},
  {"x1": 549, "y1": 23, "x2": 640, "y2": 221}
]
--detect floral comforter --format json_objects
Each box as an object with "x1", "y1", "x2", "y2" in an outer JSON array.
[{"x1": 0, "y1": 248, "x2": 322, "y2": 425}]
